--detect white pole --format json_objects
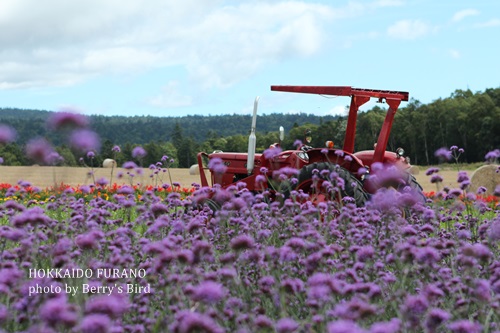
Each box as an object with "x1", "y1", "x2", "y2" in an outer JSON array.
[{"x1": 247, "y1": 96, "x2": 259, "y2": 174}]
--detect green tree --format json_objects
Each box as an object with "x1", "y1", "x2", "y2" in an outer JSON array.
[
  {"x1": 56, "y1": 145, "x2": 77, "y2": 166},
  {"x1": 177, "y1": 137, "x2": 197, "y2": 168},
  {"x1": 172, "y1": 123, "x2": 184, "y2": 148},
  {"x1": 223, "y1": 134, "x2": 247, "y2": 152},
  {"x1": 315, "y1": 118, "x2": 347, "y2": 150},
  {"x1": 159, "y1": 141, "x2": 179, "y2": 167},
  {"x1": 355, "y1": 108, "x2": 385, "y2": 151},
  {"x1": 0, "y1": 143, "x2": 26, "y2": 166}
]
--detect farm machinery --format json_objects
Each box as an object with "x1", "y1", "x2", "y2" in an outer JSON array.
[{"x1": 196, "y1": 85, "x2": 423, "y2": 205}]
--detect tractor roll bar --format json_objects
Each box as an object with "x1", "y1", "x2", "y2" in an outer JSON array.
[
  {"x1": 270, "y1": 85, "x2": 409, "y2": 101},
  {"x1": 270, "y1": 85, "x2": 410, "y2": 164}
]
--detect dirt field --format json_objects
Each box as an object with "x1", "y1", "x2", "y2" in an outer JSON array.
[{"x1": 0, "y1": 165, "x2": 462, "y2": 193}]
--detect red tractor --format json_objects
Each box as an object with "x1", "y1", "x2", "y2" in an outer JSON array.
[{"x1": 196, "y1": 85, "x2": 423, "y2": 205}]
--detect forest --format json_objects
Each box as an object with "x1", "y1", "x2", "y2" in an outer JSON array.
[{"x1": 0, "y1": 87, "x2": 499, "y2": 168}]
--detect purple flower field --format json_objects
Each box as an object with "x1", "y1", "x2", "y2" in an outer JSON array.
[
  {"x1": 1, "y1": 118, "x2": 500, "y2": 332},
  {"x1": 0, "y1": 167, "x2": 499, "y2": 333}
]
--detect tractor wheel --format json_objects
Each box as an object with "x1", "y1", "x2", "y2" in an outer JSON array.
[
  {"x1": 290, "y1": 162, "x2": 369, "y2": 206},
  {"x1": 401, "y1": 172, "x2": 427, "y2": 204}
]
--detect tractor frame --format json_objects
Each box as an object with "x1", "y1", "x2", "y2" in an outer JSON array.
[{"x1": 196, "y1": 85, "x2": 417, "y2": 201}]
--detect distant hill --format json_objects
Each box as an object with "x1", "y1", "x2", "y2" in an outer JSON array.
[{"x1": 0, "y1": 108, "x2": 337, "y2": 145}]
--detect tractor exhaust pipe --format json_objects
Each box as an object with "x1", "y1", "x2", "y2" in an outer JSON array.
[{"x1": 247, "y1": 96, "x2": 259, "y2": 174}]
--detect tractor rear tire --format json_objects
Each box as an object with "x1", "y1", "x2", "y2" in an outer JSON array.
[
  {"x1": 291, "y1": 162, "x2": 369, "y2": 207},
  {"x1": 402, "y1": 172, "x2": 426, "y2": 204}
]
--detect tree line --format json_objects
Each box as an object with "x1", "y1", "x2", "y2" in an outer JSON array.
[{"x1": 1, "y1": 87, "x2": 499, "y2": 168}]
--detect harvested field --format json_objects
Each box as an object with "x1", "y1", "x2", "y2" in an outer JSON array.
[
  {"x1": 0, "y1": 166, "x2": 208, "y2": 189},
  {"x1": 0, "y1": 165, "x2": 464, "y2": 193}
]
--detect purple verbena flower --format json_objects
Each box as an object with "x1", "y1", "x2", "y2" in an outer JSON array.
[
  {"x1": 280, "y1": 277, "x2": 304, "y2": 294},
  {"x1": 488, "y1": 219, "x2": 500, "y2": 241},
  {"x1": 333, "y1": 297, "x2": 377, "y2": 320},
  {"x1": 25, "y1": 138, "x2": 58, "y2": 165},
  {"x1": 132, "y1": 146, "x2": 147, "y2": 159},
  {"x1": 0, "y1": 124, "x2": 16, "y2": 144},
  {"x1": 191, "y1": 280, "x2": 225, "y2": 304},
  {"x1": 255, "y1": 174, "x2": 267, "y2": 185},
  {"x1": 78, "y1": 314, "x2": 112, "y2": 333},
  {"x1": 96, "y1": 177, "x2": 109, "y2": 186},
  {"x1": 401, "y1": 294, "x2": 429, "y2": 319},
  {"x1": 47, "y1": 110, "x2": 89, "y2": 130},
  {"x1": 0, "y1": 226, "x2": 26, "y2": 241},
  {"x1": 424, "y1": 308, "x2": 450, "y2": 331},
  {"x1": 327, "y1": 319, "x2": 365, "y2": 333},
  {"x1": 208, "y1": 157, "x2": 227, "y2": 174},
  {"x1": 462, "y1": 243, "x2": 491, "y2": 261},
  {"x1": 40, "y1": 296, "x2": 78, "y2": 328},
  {"x1": 275, "y1": 318, "x2": 299, "y2": 333},
  {"x1": 79, "y1": 185, "x2": 91, "y2": 194},
  {"x1": 69, "y1": 129, "x2": 100, "y2": 152},
  {"x1": 473, "y1": 279, "x2": 491, "y2": 301},
  {"x1": 415, "y1": 246, "x2": 441, "y2": 265},
  {"x1": 447, "y1": 320, "x2": 482, "y2": 333},
  {"x1": 434, "y1": 147, "x2": 452, "y2": 161},
  {"x1": 485, "y1": 149, "x2": 500, "y2": 161},
  {"x1": 425, "y1": 167, "x2": 440, "y2": 176},
  {"x1": 476, "y1": 186, "x2": 487, "y2": 195},
  {"x1": 356, "y1": 245, "x2": 375, "y2": 262},
  {"x1": 370, "y1": 318, "x2": 401, "y2": 333},
  {"x1": 0, "y1": 304, "x2": 7, "y2": 324},
  {"x1": 230, "y1": 234, "x2": 255, "y2": 251},
  {"x1": 47, "y1": 151, "x2": 63, "y2": 165},
  {"x1": 430, "y1": 174, "x2": 443, "y2": 184},
  {"x1": 170, "y1": 310, "x2": 223, "y2": 333},
  {"x1": 456, "y1": 171, "x2": 469, "y2": 183},
  {"x1": 255, "y1": 315, "x2": 273, "y2": 328},
  {"x1": 11, "y1": 206, "x2": 51, "y2": 227},
  {"x1": 263, "y1": 146, "x2": 282, "y2": 159},
  {"x1": 334, "y1": 150, "x2": 344, "y2": 157},
  {"x1": 85, "y1": 294, "x2": 129, "y2": 318},
  {"x1": 75, "y1": 230, "x2": 104, "y2": 250},
  {"x1": 122, "y1": 161, "x2": 138, "y2": 170}
]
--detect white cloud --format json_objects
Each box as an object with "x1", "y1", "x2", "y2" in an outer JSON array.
[
  {"x1": 372, "y1": 0, "x2": 405, "y2": 7},
  {"x1": 0, "y1": 0, "x2": 335, "y2": 90},
  {"x1": 475, "y1": 18, "x2": 500, "y2": 28},
  {"x1": 452, "y1": 9, "x2": 480, "y2": 22},
  {"x1": 327, "y1": 105, "x2": 348, "y2": 116},
  {"x1": 387, "y1": 19, "x2": 431, "y2": 40},
  {"x1": 149, "y1": 81, "x2": 193, "y2": 108},
  {"x1": 449, "y1": 49, "x2": 461, "y2": 59}
]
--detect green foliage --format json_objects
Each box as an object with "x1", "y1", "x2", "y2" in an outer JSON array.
[
  {"x1": 56, "y1": 145, "x2": 77, "y2": 166},
  {"x1": 0, "y1": 143, "x2": 26, "y2": 166}
]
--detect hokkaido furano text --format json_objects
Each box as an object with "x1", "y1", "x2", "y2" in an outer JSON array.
[{"x1": 28, "y1": 268, "x2": 147, "y2": 279}]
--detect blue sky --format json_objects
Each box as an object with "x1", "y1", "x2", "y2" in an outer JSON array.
[{"x1": 0, "y1": 0, "x2": 498, "y2": 118}]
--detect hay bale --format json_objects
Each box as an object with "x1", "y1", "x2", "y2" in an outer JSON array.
[
  {"x1": 469, "y1": 164, "x2": 500, "y2": 195},
  {"x1": 102, "y1": 158, "x2": 117, "y2": 168},
  {"x1": 189, "y1": 164, "x2": 200, "y2": 175},
  {"x1": 408, "y1": 165, "x2": 420, "y2": 175}
]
